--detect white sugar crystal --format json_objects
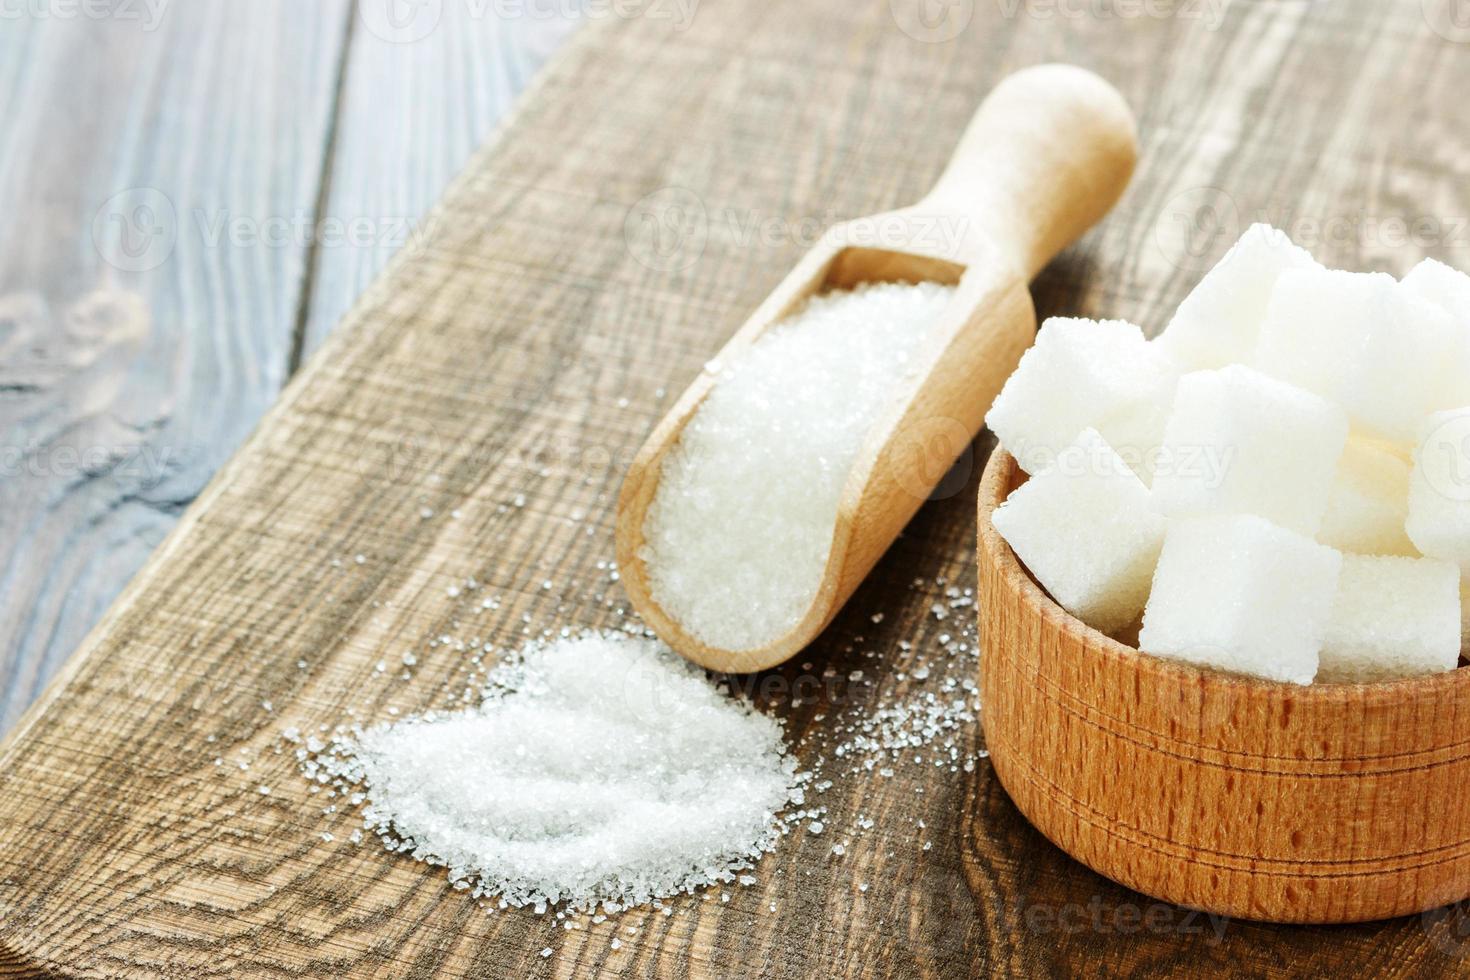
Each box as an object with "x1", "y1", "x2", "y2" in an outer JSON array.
[
  {"x1": 1151, "y1": 365, "x2": 1347, "y2": 536},
  {"x1": 312, "y1": 632, "x2": 804, "y2": 911},
  {"x1": 1139, "y1": 514, "x2": 1342, "y2": 684},
  {"x1": 1406, "y1": 407, "x2": 1470, "y2": 572},
  {"x1": 1317, "y1": 555, "x2": 1460, "y2": 682},
  {"x1": 985, "y1": 317, "x2": 1180, "y2": 480},
  {"x1": 1157, "y1": 223, "x2": 1320, "y2": 370},
  {"x1": 1256, "y1": 268, "x2": 1465, "y2": 444},
  {"x1": 642, "y1": 282, "x2": 954, "y2": 652},
  {"x1": 1317, "y1": 435, "x2": 1416, "y2": 556},
  {"x1": 991, "y1": 428, "x2": 1165, "y2": 634}
]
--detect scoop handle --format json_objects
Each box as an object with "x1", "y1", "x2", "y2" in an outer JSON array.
[{"x1": 922, "y1": 64, "x2": 1138, "y2": 280}]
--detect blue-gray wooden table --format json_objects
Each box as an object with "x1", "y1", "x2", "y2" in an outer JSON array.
[{"x1": 0, "y1": 1, "x2": 578, "y2": 732}]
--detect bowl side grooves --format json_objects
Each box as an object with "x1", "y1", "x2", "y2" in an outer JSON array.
[{"x1": 977, "y1": 448, "x2": 1470, "y2": 924}]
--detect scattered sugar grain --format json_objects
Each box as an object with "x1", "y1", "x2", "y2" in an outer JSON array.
[{"x1": 641, "y1": 282, "x2": 955, "y2": 652}]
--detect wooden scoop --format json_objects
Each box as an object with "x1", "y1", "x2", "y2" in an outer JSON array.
[{"x1": 616, "y1": 64, "x2": 1138, "y2": 673}]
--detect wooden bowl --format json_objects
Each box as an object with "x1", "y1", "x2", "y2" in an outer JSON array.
[{"x1": 976, "y1": 448, "x2": 1470, "y2": 924}]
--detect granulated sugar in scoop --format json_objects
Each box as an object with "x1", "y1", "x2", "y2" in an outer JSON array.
[
  {"x1": 641, "y1": 281, "x2": 956, "y2": 653},
  {"x1": 303, "y1": 631, "x2": 807, "y2": 911}
]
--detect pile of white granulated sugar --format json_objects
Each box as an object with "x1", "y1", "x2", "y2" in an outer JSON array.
[
  {"x1": 302, "y1": 630, "x2": 807, "y2": 912},
  {"x1": 641, "y1": 281, "x2": 956, "y2": 653}
]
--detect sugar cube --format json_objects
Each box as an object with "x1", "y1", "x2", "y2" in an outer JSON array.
[
  {"x1": 1255, "y1": 268, "x2": 1465, "y2": 444},
  {"x1": 985, "y1": 318, "x2": 1179, "y2": 480},
  {"x1": 1317, "y1": 434, "x2": 1416, "y2": 556},
  {"x1": 1156, "y1": 223, "x2": 1320, "y2": 370},
  {"x1": 1404, "y1": 257, "x2": 1470, "y2": 322},
  {"x1": 1403, "y1": 257, "x2": 1470, "y2": 408},
  {"x1": 991, "y1": 428, "x2": 1167, "y2": 634},
  {"x1": 1317, "y1": 555, "x2": 1460, "y2": 683},
  {"x1": 1138, "y1": 514, "x2": 1342, "y2": 685},
  {"x1": 1150, "y1": 365, "x2": 1348, "y2": 536},
  {"x1": 1406, "y1": 407, "x2": 1470, "y2": 573}
]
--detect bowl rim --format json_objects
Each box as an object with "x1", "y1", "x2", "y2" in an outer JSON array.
[{"x1": 977, "y1": 446, "x2": 1470, "y2": 706}]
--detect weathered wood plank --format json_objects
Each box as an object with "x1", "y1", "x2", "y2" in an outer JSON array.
[
  {"x1": 298, "y1": 6, "x2": 584, "y2": 356},
  {"x1": 0, "y1": 1, "x2": 351, "y2": 730},
  {"x1": 1, "y1": 1, "x2": 1470, "y2": 977}
]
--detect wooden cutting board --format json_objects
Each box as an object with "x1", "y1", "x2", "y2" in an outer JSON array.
[{"x1": 2, "y1": 1, "x2": 1468, "y2": 976}]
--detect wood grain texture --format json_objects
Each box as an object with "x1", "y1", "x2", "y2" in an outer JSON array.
[
  {"x1": 0, "y1": 3, "x2": 576, "y2": 737},
  {"x1": 0, "y1": 0, "x2": 351, "y2": 730},
  {"x1": 978, "y1": 448, "x2": 1470, "y2": 924},
  {"x1": 297, "y1": 5, "x2": 585, "y2": 356},
  {"x1": 4, "y1": 0, "x2": 1470, "y2": 977}
]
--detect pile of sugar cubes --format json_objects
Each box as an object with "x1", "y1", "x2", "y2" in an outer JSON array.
[{"x1": 987, "y1": 224, "x2": 1470, "y2": 684}]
